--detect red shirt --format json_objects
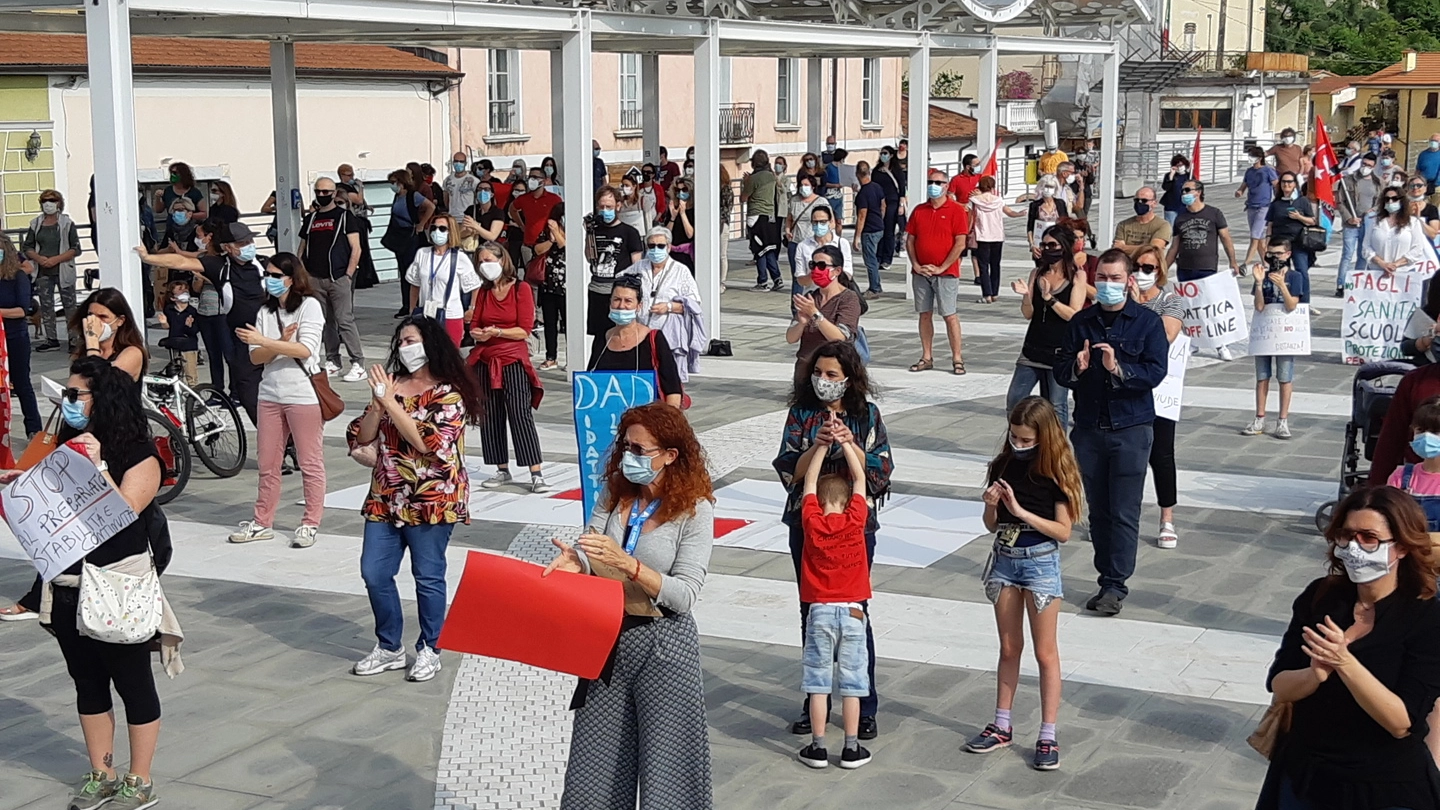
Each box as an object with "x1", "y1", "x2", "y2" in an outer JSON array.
[
  {"x1": 948, "y1": 173, "x2": 981, "y2": 204},
  {"x1": 905, "y1": 198, "x2": 968, "y2": 277},
  {"x1": 799, "y1": 493, "x2": 872, "y2": 604},
  {"x1": 1370, "y1": 364, "x2": 1440, "y2": 486},
  {"x1": 491, "y1": 181, "x2": 514, "y2": 211},
  {"x1": 512, "y1": 190, "x2": 562, "y2": 246}
]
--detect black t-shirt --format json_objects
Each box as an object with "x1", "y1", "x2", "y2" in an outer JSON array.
[
  {"x1": 1173, "y1": 205, "x2": 1228, "y2": 271},
  {"x1": 857, "y1": 183, "x2": 886, "y2": 233},
  {"x1": 463, "y1": 203, "x2": 507, "y2": 239},
  {"x1": 1267, "y1": 196, "x2": 1315, "y2": 247},
  {"x1": 208, "y1": 203, "x2": 241, "y2": 226},
  {"x1": 587, "y1": 330, "x2": 683, "y2": 399},
  {"x1": 589, "y1": 221, "x2": 643, "y2": 288},
  {"x1": 158, "y1": 222, "x2": 200, "y2": 253},
  {"x1": 873, "y1": 168, "x2": 901, "y2": 203},
  {"x1": 163, "y1": 303, "x2": 199, "y2": 340},
  {"x1": 52, "y1": 435, "x2": 165, "y2": 575},
  {"x1": 299, "y1": 206, "x2": 360, "y2": 280},
  {"x1": 991, "y1": 455, "x2": 1066, "y2": 547},
  {"x1": 200, "y1": 254, "x2": 264, "y2": 329}
]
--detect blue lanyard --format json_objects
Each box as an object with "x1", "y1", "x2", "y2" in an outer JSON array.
[
  {"x1": 428, "y1": 251, "x2": 445, "y2": 290},
  {"x1": 624, "y1": 498, "x2": 660, "y2": 555}
]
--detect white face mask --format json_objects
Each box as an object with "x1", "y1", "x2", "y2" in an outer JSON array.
[
  {"x1": 41, "y1": 201, "x2": 59, "y2": 215},
  {"x1": 1134, "y1": 271, "x2": 1158, "y2": 291},
  {"x1": 479, "y1": 261, "x2": 503, "y2": 281},
  {"x1": 397, "y1": 342, "x2": 427, "y2": 373},
  {"x1": 1040, "y1": 188, "x2": 1055, "y2": 199},
  {"x1": 1336, "y1": 540, "x2": 1394, "y2": 584},
  {"x1": 1360, "y1": 166, "x2": 1374, "y2": 177}
]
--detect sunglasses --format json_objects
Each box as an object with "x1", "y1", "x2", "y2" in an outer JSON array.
[
  {"x1": 266, "y1": 271, "x2": 287, "y2": 279},
  {"x1": 808, "y1": 261, "x2": 834, "y2": 270},
  {"x1": 1333, "y1": 530, "x2": 1392, "y2": 553},
  {"x1": 432, "y1": 227, "x2": 449, "y2": 234},
  {"x1": 646, "y1": 243, "x2": 668, "y2": 250},
  {"x1": 620, "y1": 441, "x2": 661, "y2": 456},
  {"x1": 1265, "y1": 253, "x2": 1287, "y2": 260},
  {"x1": 62, "y1": 387, "x2": 92, "y2": 403},
  {"x1": 1182, "y1": 188, "x2": 1198, "y2": 193},
  {"x1": 1136, "y1": 263, "x2": 1159, "y2": 273}
]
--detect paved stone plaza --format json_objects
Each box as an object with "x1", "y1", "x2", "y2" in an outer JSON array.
[{"x1": 0, "y1": 194, "x2": 1353, "y2": 809}]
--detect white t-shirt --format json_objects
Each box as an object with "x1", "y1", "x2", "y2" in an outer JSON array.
[
  {"x1": 252, "y1": 296, "x2": 325, "y2": 405},
  {"x1": 444, "y1": 172, "x2": 480, "y2": 218},
  {"x1": 794, "y1": 236, "x2": 855, "y2": 279},
  {"x1": 405, "y1": 247, "x2": 482, "y2": 319}
]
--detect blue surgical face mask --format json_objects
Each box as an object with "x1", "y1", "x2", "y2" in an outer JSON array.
[
  {"x1": 171, "y1": 210, "x2": 188, "y2": 225},
  {"x1": 812, "y1": 222, "x2": 830, "y2": 238},
  {"x1": 1412, "y1": 432, "x2": 1440, "y2": 459},
  {"x1": 621, "y1": 450, "x2": 661, "y2": 485},
  {"x1": 479, "y1": 190, "x2": 493, "y2": 204},
  {"x1": 238, "y1": 244, "x2": 257, "y2": 263},
  {"x1": 265, "y1": 276, "x2": 288, "y2": 297},
  {"x1": 1181, "y1": 193, "x2": 1197, "y2": 206},
  {"x1": 678, "y1": 191, "x2": 690, "y2": 201},
  {"x1": 599, "y1": 208, "x2": 616, "y2": 224},
  {"x1": 61, "y1": 397, "x2": 89, "y2": 430},
  {"x1": 927, "y1": 183, "x2": 944, "y2": 199},
  {"x1": 453, "y1": 162, "x2": 466, "y2": 173},
  {"x1": 609, "y1": 308, "x2": 637, "y2": 325},
  {"x1": 647, "y1": 246, "x2": 668, "y2": 264},
  {"x1": 1095, "y1": 280, "x2": 1127, "y2": 306}
]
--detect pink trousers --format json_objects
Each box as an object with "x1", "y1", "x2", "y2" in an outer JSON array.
[{"x1": 254, "y1": 399, "x2": 326, "y2": 528}]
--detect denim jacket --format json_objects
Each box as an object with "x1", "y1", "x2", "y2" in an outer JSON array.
[{"x1": 1055, "y1": 299, "x2": 1169, "y2": 430}]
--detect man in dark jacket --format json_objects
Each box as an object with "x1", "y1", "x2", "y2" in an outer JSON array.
[{"x1": 1056, "y1": 249, "x2": 1170, "y2": 616}]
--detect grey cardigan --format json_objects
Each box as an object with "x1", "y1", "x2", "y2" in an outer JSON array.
[{"x1": 581, "y1": 492, "x2": 714, "y2": 615}]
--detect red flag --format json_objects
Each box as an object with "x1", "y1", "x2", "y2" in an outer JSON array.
[
  {"x1": 980, "y1": 146, "x2": 998, "y2": 179},
  {"x1": 1191, "y1": 126, "x2": 1203, "y2": 182},
  {"x1": 1311, "y1": 113, "x2": 1340, "y2": 208}
]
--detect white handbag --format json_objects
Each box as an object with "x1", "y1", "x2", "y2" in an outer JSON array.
[{"x1": 77, "y1": 559, "x2": 163, "y2": 645}]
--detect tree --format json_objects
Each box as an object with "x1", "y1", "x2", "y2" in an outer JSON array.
[
  {"x1": 1266, "y1": 0, "x2": 1440, "y2": 75},
  {"x1": 931, "y1": 70, "x2": 965, "y2": 98}
]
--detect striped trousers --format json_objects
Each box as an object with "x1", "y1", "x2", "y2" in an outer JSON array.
[
  {"x1": 561, "y1": 613, "x2": 712, "y2": 810},
  {"x1": 480, "y1": 361, "x2": 543, "y2": 468}
]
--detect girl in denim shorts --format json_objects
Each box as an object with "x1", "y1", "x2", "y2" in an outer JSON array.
[{"x1": 964, "y1": 396, "x2": 1084, "y2": 771}]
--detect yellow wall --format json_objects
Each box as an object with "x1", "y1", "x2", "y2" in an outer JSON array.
[
  {"x1": 1350, "y1": 85, "x2": 1440, "y2": 167},
  {"x1": 0, "y1": 76, "x2": 55, "y2": 230}
]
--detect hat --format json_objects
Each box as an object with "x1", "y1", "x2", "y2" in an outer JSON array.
[{"x1": 228, "y1": 222, "x2": 257, "y2": 243}]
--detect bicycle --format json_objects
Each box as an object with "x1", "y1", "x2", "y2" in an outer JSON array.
[{"x1": 142, "y1": 349, "x2": 248, "y2": 495}]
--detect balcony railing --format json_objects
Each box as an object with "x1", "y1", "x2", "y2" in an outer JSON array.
[
  {"x1": 719, "y1": 103, "x2": 756, "y2": 146},
  {"x1": 619, "y1": 104, "x2": 642, "y2": 132},
  {"x1": 488, "y1": 99, "x2": 518, "y2": 136},
  {"x1": 996, "y1": 100, "x2": 1041, "y2": 133},
  {"x1": 1187, "y1": 51, "x2": 1310, "y2": 75}
]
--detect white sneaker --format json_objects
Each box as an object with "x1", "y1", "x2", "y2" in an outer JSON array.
[
  {"x1": 407, "y1": 647, "x2": 442, "y2": 682},
  {"x1": 529, "y1": 476, "x2": 550, "y2": 494},
  {"x1": 342, "y1": 363, "x2": 367, "y2": 383},
  {"x1": 291, "y1": 524, "x2": 318, "y2": 548},
  {"x1": 1217, "y1": 345, "x2": 1234, "y2": 362},
  {"x1": 227, "y1": 520, "x2": 274, "y2": 544},
  {"x1": 352, "y1": 644, "x2": 407, "y2": 676},
  {"x1": 1273, "y1": 419, "x2": 1292, "y2": 440},
  {"x1": 324, "y1": 361, "x2": 341, "y2": 375},
  {"x1": 1240, "y1": 417, "x2": 1266, "y2": 436},
  {"x1": 1158, "y1": 522, "x2": 1178, "y2": 549},
  {"x1": 480, "y1": 470, "x2": 513, "y2": 489}
]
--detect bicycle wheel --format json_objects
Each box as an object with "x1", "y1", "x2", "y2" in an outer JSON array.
[
  {"x1": 146, "y1": 409, "x2": 192, "y2": 505},
  {"x1": 187, "y1": 385, "x2": 247, "y2": 477}
]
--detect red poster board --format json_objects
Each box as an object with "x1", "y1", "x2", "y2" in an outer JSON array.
[{"x1": 438, "y1": 551, "x2": 624, "y2": 680}]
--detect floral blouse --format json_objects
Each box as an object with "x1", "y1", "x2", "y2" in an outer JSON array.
[
  {"x1": 772, "y1": 402, "x2": 893, "y2": 532},
  {"x1": 344, "y1": 383, "x2": 470, "y2": 527}
]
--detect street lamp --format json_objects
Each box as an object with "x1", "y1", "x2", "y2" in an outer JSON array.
[{"x1": 24, "y1": 130, "x2": 41, "y2": 162}]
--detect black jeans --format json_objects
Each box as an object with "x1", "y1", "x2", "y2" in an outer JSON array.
[
  {"x1": 878, "y1": 202, "x2": 900, "y2": 266},
  {"x1": 788, "y1": 520, "x2": 879, "y2": 717},
  {"x1": 196, "y1": 313, "x2": 231, "y2": 392},
  {"x1": 974, "y1": 241, "x2": 1004, "y2": 298},
  {"x1": 539, "y1": 290, "x2": 565, "y2": 361},
  {"x1": 392, "y1": 242, "x2": 419, "y2": 312},
  {"x1": 51, "y1": 586, "x2": 162, "y2": 725},
  {"x1": 1072, "y1": 423, "x2": 1154, "y2": 598},
  {"x1": 227, "y1": 336, "x2": 262, "y2": 427},
  {"x1": 1148, "y1": 416, "x2": 1178, "y2": 509}
]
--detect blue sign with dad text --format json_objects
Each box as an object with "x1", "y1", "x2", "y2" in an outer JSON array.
[{"x1": 573, "y1": 371, "x2": 657, "y2": 521}]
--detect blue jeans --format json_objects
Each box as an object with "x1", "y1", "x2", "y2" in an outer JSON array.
[
  {"x1": 1163, "y1": 210, "x2": 1178, "y2": 226},
  {"x1": 1290, "y1": 249, "x2": 1312, "y2": 303},
  {"x1": 827, "y1": 195, "x2": 845, "y2": 228},
  {"x1": 1338, "y1": 225, "x2": 1363, "y2": 290},
  {"x1": 1071, "y1": 424, "x2": 1154, "y2": 599},
  {"x1": 360, "y1": 520, "x2": 455, "y2": 653},
  {"x1": 789, "y1": 521, "x2": 878, "y2": 716},
  {"x1": 196, "y1": 312, "x2": 232, "y2": 392},
  {"x1": 860, "y1": 231, "x2": 883, "y2": 293},
  {"x1": 1006, "y1": 363, "x2": 1069, "y2": 428},
  {"x1": 801, "y1": 604, "x2": 870, "y2": 698}
]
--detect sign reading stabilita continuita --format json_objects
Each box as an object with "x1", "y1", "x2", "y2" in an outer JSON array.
[{"x1": 2, "y1": 444, "x2": 138, "y2": 582}]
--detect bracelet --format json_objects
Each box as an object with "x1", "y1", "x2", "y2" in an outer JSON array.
[{"x1": 628, "y1": 557, "x2": 642, "y2": 581}]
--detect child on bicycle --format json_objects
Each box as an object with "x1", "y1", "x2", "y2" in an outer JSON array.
[
  {"x1": 964, "y1": 396, "x2": 1084, "y2": 771},
  {"x1": 158, "y1": 278, "x2": 201, "y2": 384}
]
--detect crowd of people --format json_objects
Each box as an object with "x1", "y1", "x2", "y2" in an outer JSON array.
[{"x1": 9, "y1": 128, "x2": 1440, "y2": 810}]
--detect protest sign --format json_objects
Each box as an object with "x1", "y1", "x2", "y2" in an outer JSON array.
[
  {"x1": 1152, "y1": 334, "x2": 1190, "y2": 422},
  {"x1": 1249, "y1": 304, "x2": 1312, "y2": 357},
  {"x1": 1175, "y1": 273, "x2": 1249, "y2": 349},
  {"x1": 573, "y1": 371, "x2": 657, "y2": 520},
  {"x1": 2, "y1": 444, "x2": 139, "y2": 581},
  {"x1": 1341, "y1": 268, "x2": 1435, "y2": 364},
  {"x1": 438, "y1": 551, "x2": 623, "y2": 679}
]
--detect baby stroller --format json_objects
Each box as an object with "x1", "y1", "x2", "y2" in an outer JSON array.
[{"x1": 1314, "y1": 360, "x2": 1415, "y2": 532}]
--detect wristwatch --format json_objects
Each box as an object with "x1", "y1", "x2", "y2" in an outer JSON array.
[{"x1": 95, "y1": 460, "x2": 108, "y2": 473}]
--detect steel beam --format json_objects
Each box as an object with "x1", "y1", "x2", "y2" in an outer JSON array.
[
  {"x1": 977, "y1": 44, "x2": 998, "y2": 165},
  {"x1": 1096, "y1": 44, "x2": 1121, "y2": 246},
  {"x1": 693, "y1": 20, "x2": 721, "y2": 342},
  {"x1": 561, "y1": 11, "x2": 595, "y2": 373},
  {"x1": 807, "y1": 57, "x2": 824, "y2": 154},
  {"x1": 86, "y1": 0, "x2": 142, "y2": 306},
  {"x1": 907, "y1": 37, "x2": 931, "y2": 209},
  {"x1": 642, "y1": 54, "x2": 661, "y2": 166},
  {"x1": 270, "y1": 41, "x2": 302, "y2": 255}
]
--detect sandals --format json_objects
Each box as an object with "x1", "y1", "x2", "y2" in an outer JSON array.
[
  {"x1": 953, "y1": 360, "x2": 967, "y2": 375},
  {"x1": 0, "y1": 603, "x2": 38, "y2": 622},
  {"x1": 909, "y1": 358, "x2": 934, "y2": 373},
  {"x1": 538, "y1": 359, "x2": 558, "y2": 371}
]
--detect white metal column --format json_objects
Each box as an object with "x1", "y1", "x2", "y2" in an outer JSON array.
[
  {"x1": 642, "y1": 54, "x2": 661, "y2": 165},
  {"x1": 906, "y1": 38, "x2": 931, "y2": 208},
  {"x1": 1096, "y1": 45, "x2": 1121, "y2": 247},
  {"x1": 270, "y1": 42, "x2": 302, "y2": 254},
  {"x1": 977, "y1": 45, "x2": 999, "y2": 164},
  {"x1": 86, "y1": 0, "x2": 141, "y2": 305},
  {"x1": 693, "y1": 22, "x2": 721, "y2": 339},
  {"x1": 806, "y1": 57, "x2": 824, "y2": 154},
  {"x1": 551, "y1": 49, "x2": 566, "y2": 173},
  {"x1": 562, "y1": 14, "x2": 595, "y2": 372}
]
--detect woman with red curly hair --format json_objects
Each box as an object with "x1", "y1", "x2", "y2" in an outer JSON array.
[{"x1": 544, "y1": 401, "x2": 715, "y2": 810}]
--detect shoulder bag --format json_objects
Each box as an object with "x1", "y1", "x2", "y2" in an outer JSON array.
[
  {"x1": 296, "y1": 357, "x2": 345, "y2": 421},
  {"x1": 78, "y1": 557, "x2": 163, "y2": 645},
  {"x1": 1246, "y1": 699, "x2": 1292, "y2": 760},
  {"x1": 647, "y1": 330, "x2": 691, "y2": 410}
]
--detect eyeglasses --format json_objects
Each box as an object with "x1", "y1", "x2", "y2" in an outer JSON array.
[
  {"x1": 1133, "y1": 197, "x2": 1153, "y2": 203},
  {"x1": 1411, "y1": 183, "x2": 1428, "y2": 189},
  {"x1": 620, "y1": 441, "x2": 662, "y2": 456},
  {"x1": 1182, "y1": 187, "x2": 1198, "y2": 193},
  {"x1": 1136, "y1": 263, "x2": 1159, "y2": 273},
  {"x1": 808, "y1": 260, "x2": 835, "y2": 270},
  {"x1": 1333, "y1": 529, "x2": 1393, "y2": 553},
  {"x1": 62, "y1": 387, "x2": 92, "y2": 403}
]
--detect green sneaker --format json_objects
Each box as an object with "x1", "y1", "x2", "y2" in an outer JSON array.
[
  {"x1": 108, "y1": 775, "x2": 158, "y2": 810},
  {"x1": 67, "y1": 770, "x2": 118, "y2": 810}
]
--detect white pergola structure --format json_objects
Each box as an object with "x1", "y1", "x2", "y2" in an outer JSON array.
[{"x1": 0, "y1": 0, "x2": 1140, "y2": 371}]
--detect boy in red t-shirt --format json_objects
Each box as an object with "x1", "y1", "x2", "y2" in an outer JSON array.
[{"x1": 796, "y1": 439, "x2": 873, "y2": 770}]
